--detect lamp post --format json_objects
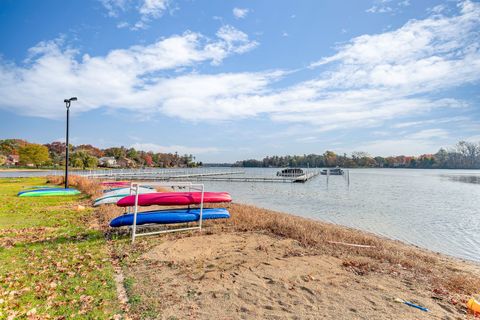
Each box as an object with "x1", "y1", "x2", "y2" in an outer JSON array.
[{"x1": 64, "y1": 97, "x2": 77, "y2": 189}]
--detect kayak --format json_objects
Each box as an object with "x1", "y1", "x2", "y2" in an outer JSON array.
[
  {"x1": 18, "y1": 187, "x2": 69, "y2": 196},
  {"x1": 109, "y1": 207, "x2": 230, "y2": 227},
  {"x1": 94, "y1": 187, "x2": 157, "y2": 206},
  {"x1": 18, "y1": 188, "x2": 80, "y2": 197},
  {"x1": 101, "y1": 181, "x2": 130, "y2": 187},
  {"x1": 102, "y1": 187, "x2": 156, "y2": 197},
  {"x1": 102, "y1": 185, "x2": 154, "y2": 193},
  {"x1": 116, "y1": 192, "x2": 232, "y2": 207}
]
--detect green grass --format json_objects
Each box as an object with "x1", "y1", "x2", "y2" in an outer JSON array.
[{"x1": 0, "y1": 178, "x2": 121, "y2": 319}]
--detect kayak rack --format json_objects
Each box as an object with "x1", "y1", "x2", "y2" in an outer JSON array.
[{"x1": 127, "y1": 182, "x2": 205, "y2": 243}]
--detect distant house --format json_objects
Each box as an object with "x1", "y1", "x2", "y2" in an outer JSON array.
[
  {"x1": 98, "y1": 157, "x2": 117, "y2": 167},
  {"x1": 5, "y1": 155, "x2": 19, "y2": 166},
  {"x1": 117, "y1": 157, "x2": 136, "y2": 168}
]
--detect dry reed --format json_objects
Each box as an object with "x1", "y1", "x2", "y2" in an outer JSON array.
[{"x1": 46, "y1": 175, "x2": 103, "y2": 198}]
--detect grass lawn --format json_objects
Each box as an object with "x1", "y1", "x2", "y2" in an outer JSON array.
[{"x1": 0, "y1": 177, "x2": 121, "y2": 319}]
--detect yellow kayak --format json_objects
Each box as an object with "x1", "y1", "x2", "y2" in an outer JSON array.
[{"x1": 467, "y1": 298, "x2": 480, "y2": 315}]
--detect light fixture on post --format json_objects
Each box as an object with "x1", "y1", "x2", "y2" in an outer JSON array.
[{"x1": 64, "y1": 97, "x2": 77, "y2": 189}]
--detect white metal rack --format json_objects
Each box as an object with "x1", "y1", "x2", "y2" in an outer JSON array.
[{"x1": 127, "y1": 181, "x2": 205, "y2": 243}]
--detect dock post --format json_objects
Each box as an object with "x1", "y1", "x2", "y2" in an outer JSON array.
[{"x1": 326, "y1": 169, "x2": 329, "y2": 188}]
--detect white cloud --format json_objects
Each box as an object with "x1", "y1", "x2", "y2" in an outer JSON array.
[
  {"x1": 366, "y1": 5, "x2": 393, "y2": 14},
  {"x1": 0, "y1": 26, "x2": 258, "y2": 118},
  {"x1": 430, "y1": 4, "x2": 447, "y2": 14},
  {"x1": 406, "y1": 128, "x2": 449, "y2": 140},
  {"x1": 366, "y1": 0, "x2": 412, "y2": 14},
  {"x1": 1, "y1": 1, "x2": 479, "y2": 141},
  {"x1": 308, "y1": 1, "x2": 480, "y2": 107},
  {"x1": 233, "y1": 7, "x2": 249, "y2": 19},
  {"x1": 100, "y1": 0, "x2": 129, "y2": 17},
  {"x1": 100, "y1": 0, "x2": 172, "y2": 30},
  {"x1": 131, "y1": 143, "x2": 220, "y2": 154},
  {"x1": 392, "y1": 116, "x2": 468, "y2": 128},
  {"x1": 116, "y1": 21, "x2": 129, "y2": 28},
  {"x1": 215, "y1": 25, "x2": 258, "y2": 55},
  {"x1": 139, "y1": 0, "x2": 168, "y2": 18}
]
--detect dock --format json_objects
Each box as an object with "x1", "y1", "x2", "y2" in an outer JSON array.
[
  {"x1": 81, "y1": 169, "x2": 245, "y2": 180},
  {"x1": 79, "y1": 168, "x2": 320, "y2": 183},
  {"x1": 163, "y1": 170, "x2": 319, "y2": 183}
]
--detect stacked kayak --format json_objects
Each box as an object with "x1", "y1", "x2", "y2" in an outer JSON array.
[
  {"x1": 93, "y1": 186, "x2": 156, "y2": 206},
  {"x1": 110, "y1": 190, "x2": 232, "y2": 227},
  {"x1": 117, "y1": 192, "x2": 232, "y2": 207},
  {"x1": 18, "y1": 187, "x2": 80, "y2": 197},
  {"x1": 110, "y1": 208, "x2": 230, "y2": 227}
]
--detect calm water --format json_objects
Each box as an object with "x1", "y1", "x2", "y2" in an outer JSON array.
[
  {"x1": 2, "y1": 168, "x2": 479, "y2": 262},
  {"x1": 201, "y1": 168, "x2": 480, "y2": 262}
]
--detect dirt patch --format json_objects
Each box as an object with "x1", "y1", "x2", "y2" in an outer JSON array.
[{"x1": 123, "y1": 232, "x2": 471, "y2": 319}]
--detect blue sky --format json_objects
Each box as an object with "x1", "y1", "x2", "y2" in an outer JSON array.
[{"x1": 0, "y1": 0, "x2": 479, "y2": 162}]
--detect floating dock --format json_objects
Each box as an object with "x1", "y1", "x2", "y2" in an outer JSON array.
[{"x1": 80, "y1": 168, "x2": 320, "y2": 183}]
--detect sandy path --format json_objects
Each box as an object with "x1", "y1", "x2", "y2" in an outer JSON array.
[{"x1": 125, "y1": 232, "x2": 466, "y2": 319}]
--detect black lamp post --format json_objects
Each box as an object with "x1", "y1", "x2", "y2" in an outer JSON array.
[{"x1": 64, "y1": 97, "x2": 77, "y2": 189}]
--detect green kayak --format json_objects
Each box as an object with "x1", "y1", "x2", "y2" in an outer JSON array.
[{"x1": 18, "y1": 188, "x2": 81, "y2": 197}]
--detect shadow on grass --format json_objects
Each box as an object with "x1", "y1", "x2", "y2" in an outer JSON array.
[{"x1": 4, "y1": 230, "x2": 106, "y2": 250}]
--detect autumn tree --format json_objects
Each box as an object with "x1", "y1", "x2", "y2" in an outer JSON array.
[
  {"x1": 104, "y1": 147, "x2": 127, "y2": 159},
  {"x1": 0, "y1": 139, "x2": 29, "y2": 156},
  {"x1": 143, "y1": 153, "x2": 153, "y2": 166},
  {"x1": 19, "y1": 144, "x2": 51, "y2": 167},
  {"x1": 70, "y1": 150, "x2": 98, "y2": 169},
  {"x1": 323, "y1": 151, "x2": 337, "y2": 167},
  {"x1": 44, "y1": 141, "x2": 67, "y2": 165},
  {"x1": 75, "y1": 144, "x2": 104, "y2": 158}
]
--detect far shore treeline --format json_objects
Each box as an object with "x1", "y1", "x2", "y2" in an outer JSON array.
[
  {"x1": 233, "y1": 141, "x2": 480, "y2": 169},
  {"x1": 0, "y1": 139, "x2": 201, "y2": 169},
  {"x1": 2, "y1": 139, "x2": 480, "y2": 170}
]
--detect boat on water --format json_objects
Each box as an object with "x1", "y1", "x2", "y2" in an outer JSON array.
[
  {"x1": 276, "y1": 168, "x2": 304, "y2": 177},
  {"x1": 321, "y1": 167, "x2": 344, "y2": 175}
]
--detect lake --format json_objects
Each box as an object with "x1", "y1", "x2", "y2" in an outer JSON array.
[
  {"x1": 2, "y1": 168, "x2": 479, "y2": 262},
  {"x1": 202, "y1": 168, "x2": 480, "y2": 263}
]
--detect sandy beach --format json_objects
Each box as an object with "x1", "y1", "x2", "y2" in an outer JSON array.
[
  {"x1": 122, "y1": 231, "x2": 471, "y2": 319},
  {"x1": 95, "y1": 199, "x2": 480, "y2": 319}
]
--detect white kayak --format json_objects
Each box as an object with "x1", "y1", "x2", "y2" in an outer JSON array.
[{"x1": 93, "y1": 187, "x2": 156, "y2": 206}]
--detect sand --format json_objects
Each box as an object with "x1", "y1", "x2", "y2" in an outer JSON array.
[{"x1": 122, "y1": 231, "x2": 473, "y2": 319}]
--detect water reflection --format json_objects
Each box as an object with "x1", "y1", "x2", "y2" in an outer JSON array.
[{"x1": 445, "y1": 175, "x2": 480, "y2": 184}]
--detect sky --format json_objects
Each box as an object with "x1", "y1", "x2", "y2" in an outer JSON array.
[{"x1": 0, "y1": 0, "x2": 479, "y2": 162}]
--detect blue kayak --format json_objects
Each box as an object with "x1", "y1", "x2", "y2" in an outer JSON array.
[
  {"x1": 110, "y1": 208, "x2": 230, "y2": 227},
  {"x1": 17, "y1": 187, "x2": 77, "y2": 196}
]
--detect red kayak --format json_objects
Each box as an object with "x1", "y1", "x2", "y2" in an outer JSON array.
[
  {"x1": 116, "y1": 192, "x2": 232, "y2": 207},
  {"x1": 101, "y1": 181, "x2": 130, "y2": 187}
]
